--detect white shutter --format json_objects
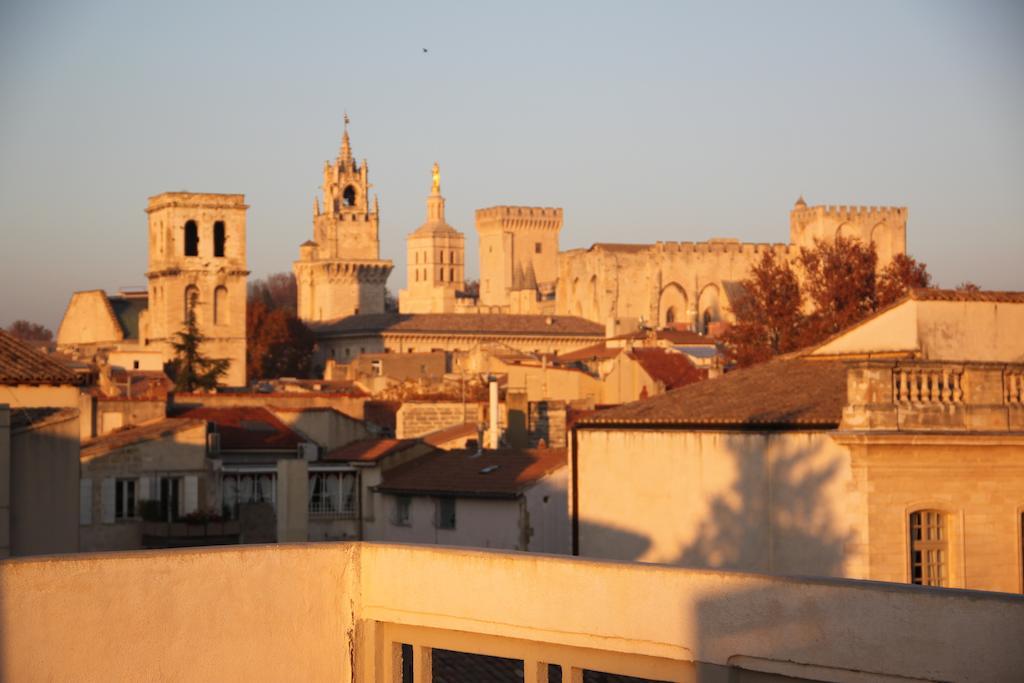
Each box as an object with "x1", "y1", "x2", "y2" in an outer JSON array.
[
  {"x1": 137, "y1": 475, "x2": 152, "y2": 501},
  {"x1": 101, "y1": 478, "x2": 116, "y2": 524},
  {"x1": 79, "y1": 479, "x2": 93, "y2": 525},
  {"x1": 184, "y1": 475, "x2": 199, "y2": 514}
]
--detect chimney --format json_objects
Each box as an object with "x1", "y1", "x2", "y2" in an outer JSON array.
[{"x1": 488, "y1": 378, "x2": 499, "y2": 449}]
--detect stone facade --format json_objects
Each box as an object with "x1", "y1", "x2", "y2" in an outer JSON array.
[
  {"x1": 398, "y1": 164, "x2": 466, "y2": 314},
  {"x1": 294, "y1": 120, "x2": 393, "y2": 322},
  {"x1": 557, "y1": 199, "x2": 908, "y2": 331},
  {"x1": 143, "y1": 192, "x2": 249, "y2": 387},
  {"x1": 476, "y1": 206, "x2": 563, "y2": 311}
]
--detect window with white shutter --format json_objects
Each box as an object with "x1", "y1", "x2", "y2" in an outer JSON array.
[{"x1": 184, "y1": 476, "x2": 199, "y2": 515}]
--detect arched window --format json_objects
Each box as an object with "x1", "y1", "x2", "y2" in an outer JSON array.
[
  {"x1": 415, "y1": 252, "x2": 420, "y2": 265},
  {"x1": 439, "y1": 250, "x2": 445, "y2": 264},
  {"x1": 184, "y1": 285, "x2": 200, "y2": 323},
  {"x1": 665, "y1": 307, "x2": 676, "y2": 325},
  {"x1": 184, "y1": 220, "x2": 199, "y2": 256},
  {"x1": 450, "y1": 250, "x2": 455, "y2": 264},
  {"x1": 439, "y1": 268, "x2": 445, "y2": 282},
  {"x1": 910, "y1": 510, "x2": 948, "y2": 586},
  {"x1": 449, "y1": 267, "x2": 454, "y2": 282},
  {"x1": 214, "y1": 286, "x2": 228, "y2": 325},
  {"x1": 414, "y1": 269, "x2": 419, "y2": 282},
  {"x1": 213, "y1": 221, "x2": 226, "y2": 258},
  {"x1": 343, "y1": 185, "x2": 356, "y2": 207}
]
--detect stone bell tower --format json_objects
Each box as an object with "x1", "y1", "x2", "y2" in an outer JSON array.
[
  {"x1": 144, "y1": 192, "x2": 249, "y2": 387},
  {"x1": 294, "y1": 116, "x2": 393, "y2": 322},
  {"x1": 398, "y1": 162, "x2": 466, "y2": 314}
]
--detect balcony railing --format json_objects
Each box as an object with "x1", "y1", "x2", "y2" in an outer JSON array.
[
  {"x1": 842, "y1": 360, "x2": 1024, "y2": 432},
  {"x1": 2, "y1": 543, "x2": 1021, "y2": 682}
]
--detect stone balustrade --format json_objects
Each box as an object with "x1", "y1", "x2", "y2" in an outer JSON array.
[{"x1": 842, "y1": 360, "x2": 1024, "y2": 432}]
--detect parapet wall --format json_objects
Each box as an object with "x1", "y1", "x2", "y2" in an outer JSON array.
[
  {"x1": 1, "y1": 543, "x2": 1021, "y2": 682},
  {"x1": 476, "y1": 206, "x2": 564, "y2": 232}
]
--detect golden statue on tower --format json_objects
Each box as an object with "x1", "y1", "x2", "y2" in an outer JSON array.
[{"x1": 432, "y1": 161, "x2": 440, "y2": 193}]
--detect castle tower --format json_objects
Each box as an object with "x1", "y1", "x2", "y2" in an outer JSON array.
[
  {"x1": 789, "y1": 197, "x2": 907, "y2": 268},
  {"x1": 398, "y1": 162, "x2": 466, "y2": 314},
  {"x1": 144, "y1": 192, "x2": 249, "y2": 386},
  {"x1": 294, "y1": 117, "x2": 393, "y2": 322},
  {"x1": 475, "y1": 206, "x2": 563, "y2": 309}
]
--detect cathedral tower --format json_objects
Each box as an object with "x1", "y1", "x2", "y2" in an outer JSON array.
[
  {"x1": 476, "y1": 206, "x2": 562, "y2": 309},
  {"x1": 398, "y1": 162, "x2": 466, "y2": 314},
  {"x1": 144, "y1": 192, "x2": 248, "y2": 386},
  {"x1": 294, "y1": 117, "x2": 393, "y2": 322}
]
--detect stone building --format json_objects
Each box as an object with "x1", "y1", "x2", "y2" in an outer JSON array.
[
  {"x1": 57, "y1": 192, "x2": 250, "y2": 387},
  {"x1": 556, "y1": 199, "x2": 908, "y2": 333},
  {"x1": 572, "y1": 289, "x2": 1024, "y2": 593},
  {"x1": 144, "y1": 192, "x2": 249, "y2": 387},
  {"x1": 398, "y1": 163, "x2": 466, "y2": 314},
  {"x1": 294, "y1": 119, "x2": 393, "y2": 322},
  {"x1": 476, "y1": 205, "x2": 563, "y2": 312}
]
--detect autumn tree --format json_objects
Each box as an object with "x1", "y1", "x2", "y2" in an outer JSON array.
[
  {"x1": 246, "y1": 298, "x2": 314, "y2": 382},
  {"x1": 6, "y1": 320, "x2": 53, "y2": 343},
  {"x1": 724, "y1": 238, "x2": 933, "y2": 367},
  {"x1": 798, "y1": 236, "x2": 878, "y2": 342},
  {"x1": 877, "y1": 253, "x2": 932, "y2": 307},
  {"x1": 956, "y1": 281, "x2": 981, "y2": 293},
  {"x1": 248, "y1": 273, "x2": 297, "y2": 313},
  {"x1": 721, "y1": 250, "x2": 804, "y2": 367},
  {"x1": 169, "y1": 304, "x2": 230, "y2": 392}
]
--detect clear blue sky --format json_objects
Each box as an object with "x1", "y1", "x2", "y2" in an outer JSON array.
[{"x1": 1, "y1": 1, "x2": 1022, "y2": 330}]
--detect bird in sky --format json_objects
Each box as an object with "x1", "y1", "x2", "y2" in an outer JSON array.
[{"x1": 422, "y1": 48, "x2": 428, "y2": 53}]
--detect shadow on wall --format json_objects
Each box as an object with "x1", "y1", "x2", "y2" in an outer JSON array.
[{"x1": 671, "y1": 433, "x2": 855, "y2": 577}]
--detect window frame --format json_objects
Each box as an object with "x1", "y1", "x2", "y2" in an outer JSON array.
[
  {"x1": 909, "y1": 509, "x2": 948, "y2": 587},
  {"x1": 115, "y1": 478, "x2": 137, "y2": 520},
  {"x1": 393, "y1": 495, "x2": 412, "y2": 527},
  {"x1": 435, "y1": 497, "x2": 456, "y2": 530}
]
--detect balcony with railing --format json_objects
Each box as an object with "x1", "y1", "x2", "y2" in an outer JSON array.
[
  {"x1": 841, "y1": 360, "x2": 1024, "y2": 432},
  {"x1": 1, "y1": 543, "x2": 1021, "y2": 682}
]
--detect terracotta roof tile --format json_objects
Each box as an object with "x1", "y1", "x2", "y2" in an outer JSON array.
[
  {"x1": 0, "y1": 330, "x2": 81, "y2": 386},
  {"x1": 557, "y1": 343, "x2": 621, "y2": 362},
  {"x1": 908, "y1": 288, "x2": 1024, "y2": 303},
  {"x1": 421, "y1": 422, "x2": 480, "y2": 447},
  {"x1": 81, "y1": 417, "x2": 206, "y2": 460},
  {"x1": 579, "y1": 358, "x2": 848, "y2": 428},
  {"x1": 323, "y1": 438, "x2": 417, "y2": 462},
  {"x1": 377, "y1": 447, "x2": 567, "y2": 498},
  {"x1": 309, "y1": 313, "x2": 603, "y2": 338},
  {"x1": 172, "y1": 406, "x2": 303, "y2": 451},
  {"x1": 628, "y1": 348, "x2": 706, "y2": 390}
]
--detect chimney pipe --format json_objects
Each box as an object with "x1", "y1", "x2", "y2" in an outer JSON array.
[{"x1": 488, "y1": 378, "x2": 499, "y2": 449}]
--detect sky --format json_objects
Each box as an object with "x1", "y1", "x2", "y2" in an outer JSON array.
[{"x1": 1, "y1": 0, "x2": 1022, "y2": 331}]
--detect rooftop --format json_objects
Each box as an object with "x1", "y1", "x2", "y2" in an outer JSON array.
[
  {"x1": 0, "y1": 330, "x2": 81, "y2": 386},
  {"x1": 377, "y1": 447, "x2": 567, "y2": 498},
  {"x1": 171, "y1": 406, "x2": 304, "y2": 451},
  {"x1": 81, "y1": 417, "x2": 206, "y2": 460},
  {"x1": 580, "y1": 358, "x2": 847, "y2": 428},
  {"x1": 309, "y1": 313, "x2": 604, "y2": 338},
  {"x1": 628, "y1": 348, "x2": 706, "y2": 391},
  {"x1": 323, "y1": 438, "x2": 418, "y2": 463}
]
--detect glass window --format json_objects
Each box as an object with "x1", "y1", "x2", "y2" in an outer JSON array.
[
  {"x1": 115, "y1": 479, "x2": 136, "y2": 519},
  {"x1": 436, "y1": 498, "x2": 456, "y2": 530},
  {"x1": 910, "y1": 510, "x2": 948, "y2": 586},
  {"x1": 394, "y1": 496, "x2": 411, "y2": 526}
]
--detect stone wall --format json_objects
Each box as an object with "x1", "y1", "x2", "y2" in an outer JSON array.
[
  {"x1": 529, "y1": 400, "x2": 566, "y2": 447},
  {"x1": 395, "y1": 401, "x2": 484, "y2": 439}
]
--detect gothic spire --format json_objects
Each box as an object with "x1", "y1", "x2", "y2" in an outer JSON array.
[{"x1": 339, "y1": 112, "x2": 353, "y2": 164}]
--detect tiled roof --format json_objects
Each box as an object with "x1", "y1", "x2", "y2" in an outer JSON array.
[
  {"x1": 908, "y1": 288, "x2": 1024, "y2": 303},
  {"x1": 421, "y1": 422, "x2": 480, "y2": 447},
  {"x1": 376, "y1": 447, "x2": 567, "y2": 498},
  {"x1": 0, "y1": 330, "x2": 81, "y2": 386},
  {"x1": 172, "y1": 406, "x2": 303, "y2": 451},
  {"x1": 309, "y1": 313, "x2": 604, "y2": 338},
  {"x1": 81, "y1": 418, "x2": 206, "y2": 460},
  {"x1": 587, "y1": 243, "x2": 651, "y2": 253},
  {"x1": 323, "y1": 438, "x2": 417, "y2": 463},
  {"x1": 579, "y1": 358, "x2": 848, "y2": 428},
  {"x1": 557, "y1": 343, "x2": 621, "y2": 362},
  {"x1": 9, "y1": 407, "x2": 77, "y2": 432},
  {"x1": 628, "y1": 348, "x2": 705, "y2": 390}
]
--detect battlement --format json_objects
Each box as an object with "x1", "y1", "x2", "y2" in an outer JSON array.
[
  {"x1": 475, "y1": 205, "x2": 563, "y2": 232},
  {"x1": 791, "y1": 203, "x2": 908, "y2": 223},
  {"x1": 146, "y1": 192, "x2": 247, "y2": 213}
]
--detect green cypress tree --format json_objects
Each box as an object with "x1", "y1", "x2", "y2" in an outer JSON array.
[{"x1": 169, "y1": 299, "x2": 230, "y2": 392}]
